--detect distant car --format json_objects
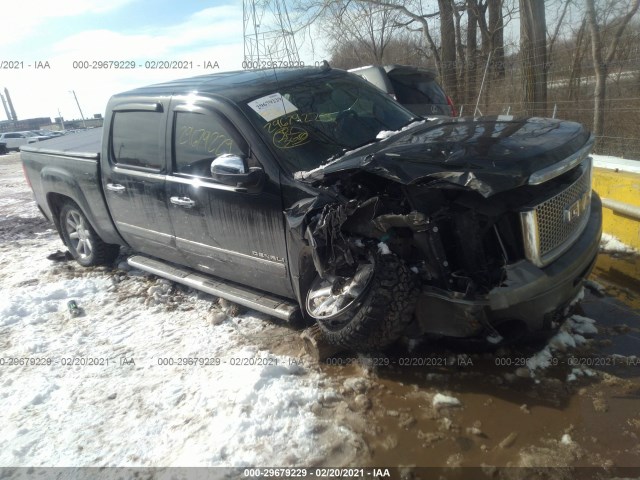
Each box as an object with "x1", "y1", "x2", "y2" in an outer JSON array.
[
  {"x1": 23, "y1": 130, "x2": 55, "y2": 140},
  {"x1": 29, "y1": 130, "x2": 56, "y2": 137},
  {"x1": 0, "y1": 132, "x2": 45, "y2": 151},
  {"x1": 349, "y1": 65, "x2": 456, "y2": 117}
]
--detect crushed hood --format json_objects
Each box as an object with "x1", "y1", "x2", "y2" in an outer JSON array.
[{"x1": 299, "y1": 116, "x2": 592, "y2": 197}]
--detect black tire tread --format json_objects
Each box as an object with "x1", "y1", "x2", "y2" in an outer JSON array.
[{"x1": 316, "y1": 253, "x2": 419, "y2": 350}]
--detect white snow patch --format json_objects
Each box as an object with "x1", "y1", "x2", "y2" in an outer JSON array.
[
  {"x1": 526, "y1": 313, "x2": 599, "y2": 377},
  {"x1": 600, "y1": 233, "x2": 637, "y2": 254},
  {"x1": 377, "y1": 242, "x2": 392, "y2": 255},
  {"x1": 569, "y1": 315, "x2": 598, "y2": 335},
  {"x1": 584, "y1": 279, "x2": 606, "y2": 296},
  {"x1": 376, "y1": 120, "x2": 426, "y2": 140},
  {"x1": 563, "y1": 287, "x2": 585, "y2": 316},
  {"x1": 592, "y1": 153, "x2": 640, "y2": 174},
  {"x1": 561, "y1": 434, "x2": 573, "y2": 445},
  {"x1": 526, "y1": 347, "x2": 554, "y2": 371},
  {"x1": 433, "y1": 393, "x2": 462, "y2": 408}
]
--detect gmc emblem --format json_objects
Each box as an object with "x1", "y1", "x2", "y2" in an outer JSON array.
[{"x1": 563, "y1": 191, "x2": 590, "y2": 223}]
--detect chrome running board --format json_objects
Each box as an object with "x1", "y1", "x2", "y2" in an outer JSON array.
[{"x1": 128, "y1": 255, "x2": 300, "y2": 322}]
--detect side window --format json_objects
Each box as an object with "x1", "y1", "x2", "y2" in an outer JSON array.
[
  {"x1": 111, "y1": 111, "x2": 164, "y2": 170},
  {"x1": 173, "y1": 111, "x2": 247, "y2": 177}
]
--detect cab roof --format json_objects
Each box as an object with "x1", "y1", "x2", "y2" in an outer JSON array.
[{"x1": 113, "y1": 67, "x2": 347, "y2": 103}]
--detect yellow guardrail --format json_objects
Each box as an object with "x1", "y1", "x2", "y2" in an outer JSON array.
[{"x1": 592, "y1": 166, "x2": 640, "y2": 250}]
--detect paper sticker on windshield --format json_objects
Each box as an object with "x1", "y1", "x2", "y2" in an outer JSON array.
[{"x1": 248, "y1": 93, "x2": 298, "y2": 121}]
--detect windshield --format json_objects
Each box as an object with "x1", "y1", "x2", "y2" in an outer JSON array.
[
  {"x1": 240, "y1": 74, "x2": 415, "y2": 173},
  {"x1": 389, "y1": 74, "x2": 448, "y2": 105}
]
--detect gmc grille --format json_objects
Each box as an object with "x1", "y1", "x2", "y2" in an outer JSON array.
[{"x1": 520, "y1": 157, "x2": 592, "y2": 267}]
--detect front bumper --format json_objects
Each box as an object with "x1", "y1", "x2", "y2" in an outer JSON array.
[{"x1": 415, "y1": 193, "x2": 603, "y2": 338}]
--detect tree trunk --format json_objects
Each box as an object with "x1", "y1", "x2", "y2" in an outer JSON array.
[
  {"x1": 488, "y1": 0, "x2": 504, "y2": 78},
  {"x1": 586, "y1": 0, "x2": 606, "y2": 137},
  {"x1": 568, "y1": 19, "x2": 586, "y2": 102},
  {"x1": 465, "y1": 0, "x2": 478, "y2": 106},
  {"x1": 585, "y1": 0, "x2": 640, "y2": 138},
  {"x1": 519, "y1": 0, "x2": 547, "y2": 116},
  {"x1": 438, "y1": 0, "x2": 458, "y2": 101},
  {"x1": 453, "y1": 3, "x2": 466, "y2": 95}
]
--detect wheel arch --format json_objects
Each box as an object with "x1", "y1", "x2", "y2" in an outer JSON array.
[{"x1": 40, "y1": 165, "x2": 125, "y2": 246}]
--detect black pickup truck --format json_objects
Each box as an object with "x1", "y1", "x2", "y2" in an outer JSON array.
[{"x1": 21, "y1": 66, "x2": 602, "y2": 350}]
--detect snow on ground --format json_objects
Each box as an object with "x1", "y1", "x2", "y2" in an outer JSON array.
[
  {"x1": 599, "y1": 232, "x2": 638, "y2": 254},
  {"x1": 0, "y1": 154, "x2": 364, "y2": 467},
  {"x1": 526, "y1": 314, "x2": 598, "y2": 376},
  {"x1": 432, "y1": 393, "x2": 461, "y2": 408},
  {"x1": 592, "y1": 153, "x2": 640, "y2": 174},
  {"x1": 0, "y1": 235, "x2": 364, "y2": 467}
]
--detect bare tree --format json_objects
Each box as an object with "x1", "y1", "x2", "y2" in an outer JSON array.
[
  {"x1": 488, "y1": 0, "x2": 505, "y2": 78},
  {"x1": 585, "y1": 0, "x2": 640, "y2": 137},
  {"x1": 438, "y1": 0, "x2": 459, "y2": 100},
  {"x1": 465, "y1": 0, "x2": 479, "y2": 106},
  {"x1": 567, "y1": 19, "x2": 588, "y2": 101},
  {"x1": 519, "y1": 0, "x2": 547, "y2": 116},
  {"x1": 321, "y1": 1, "x2": 401, "y2": 66}
]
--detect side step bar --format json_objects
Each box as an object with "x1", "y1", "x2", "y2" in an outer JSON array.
[{"x1": 128, "y1": 255, "x2": 300, "y2": 322}]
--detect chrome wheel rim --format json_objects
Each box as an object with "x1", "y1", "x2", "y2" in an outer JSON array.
[
  {"x1": 65, "y1": 210, "x2": 92, "y2": 259},
  {"x1": 306, "y1": 262, "x2": 374, "y2": 320}
]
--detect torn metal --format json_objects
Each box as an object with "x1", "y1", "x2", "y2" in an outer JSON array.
[{"x1": 295, "y1": 116, "x2": 592, "y2": 198}]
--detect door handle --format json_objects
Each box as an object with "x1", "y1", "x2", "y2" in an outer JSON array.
[
  {"x1": 170, "y1": 196, "x2": 196, "y2": 208},
  {"x1": 106, "y1": 183, "x2": 126, "y2": 193}
]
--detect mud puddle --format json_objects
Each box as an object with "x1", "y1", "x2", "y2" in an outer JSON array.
[{"x1": 311, "y1": 253, "x2": 640, "y2": 472}]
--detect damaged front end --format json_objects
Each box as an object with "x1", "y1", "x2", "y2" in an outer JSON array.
[{"x1": 290, "y1": 133, "x2": 602, "y2": 345}]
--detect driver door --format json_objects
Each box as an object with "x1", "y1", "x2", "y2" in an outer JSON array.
[{"x1": 165, "y1": 98, "x2": 291, "y2": 297}]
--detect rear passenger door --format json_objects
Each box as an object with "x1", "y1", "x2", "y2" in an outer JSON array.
[
  {"x1": 101, "y1": 103, "x2": 183, "y2": 263},
  {"x1": 165, "y1": 97, "x2": 291, "y2": 297}
]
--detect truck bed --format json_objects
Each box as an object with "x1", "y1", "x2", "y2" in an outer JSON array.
[
  {"x1": 20, "y1": 128, "x2": 102, "y2": 159},
  {"x1": 20, "y1": 126, "x2": 125, "y2": 246}
]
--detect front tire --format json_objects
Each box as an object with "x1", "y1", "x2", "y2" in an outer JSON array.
[
  {"x1": 59, "y1": 202, "x2": 120, "y2": 267},
  {"x1": 306, "y1": 253, "x2": 418, "y2": 350}
]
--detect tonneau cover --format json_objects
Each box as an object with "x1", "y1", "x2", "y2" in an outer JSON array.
[{"x1": 20, "y1": 128, "x2": 103, "y2": 159}]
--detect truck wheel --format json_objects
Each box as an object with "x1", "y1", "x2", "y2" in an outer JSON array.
[
  {"x1": 305, "y1": 253, "x2": 418, "y2": 350},
  {"x1": 59, "y1": 202, "x2": 120, "y2": 267}
]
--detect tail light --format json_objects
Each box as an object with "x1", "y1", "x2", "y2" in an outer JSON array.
[
  {"x1": 446, "y1": 95, "x2": 457, "y2": 117},
  {"x1": 22, "y1": 162, "x2": 32, "y2": 189}
]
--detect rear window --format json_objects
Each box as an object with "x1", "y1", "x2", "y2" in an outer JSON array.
[
  {"x1": 389, "y1": 74, "x2": 448, "y2": 105},
  {"x1": 111, "y1": 111, "x2": 164, "y2": 170}
]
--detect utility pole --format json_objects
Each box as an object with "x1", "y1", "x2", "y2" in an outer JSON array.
[
  {"x1": 57, "y1": 109, "x2": 66, "y2": 131},
  {"x1": 70, "y1": 90, "x2": 87, "y2": 128}
]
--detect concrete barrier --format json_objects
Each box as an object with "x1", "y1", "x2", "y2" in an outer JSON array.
[{"x1": 592, "y1": 164, "x2": 640, "y2": 250}]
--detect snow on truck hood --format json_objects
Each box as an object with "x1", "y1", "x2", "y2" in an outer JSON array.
[{"x1": 297, "y1": 116, "x2": 592, "y2": 197}]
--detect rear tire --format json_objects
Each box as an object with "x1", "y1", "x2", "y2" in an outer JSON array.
[
  {"x1": 59, "y1": 202, "x2": 120, "y2": 267},
  {"x1": 306, "y1": 252, "x2": 419, "y2": 351}
]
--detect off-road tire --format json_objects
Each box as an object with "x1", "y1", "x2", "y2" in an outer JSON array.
[
  {"x1": 313, "y1": 253, "x2": 419, "y2": 350},
  {"x1": 59, "y1": 201, "x2": 120, "y2": 267}
]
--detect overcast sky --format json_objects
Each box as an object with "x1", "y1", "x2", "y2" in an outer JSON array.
[{"x1": 2, "y1": 0, "x2": 326, "y2": 123}]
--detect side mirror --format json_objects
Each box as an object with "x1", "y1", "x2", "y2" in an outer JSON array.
[{"x1": 210, "y1": 154, "x2": 264, "y2": 188}]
